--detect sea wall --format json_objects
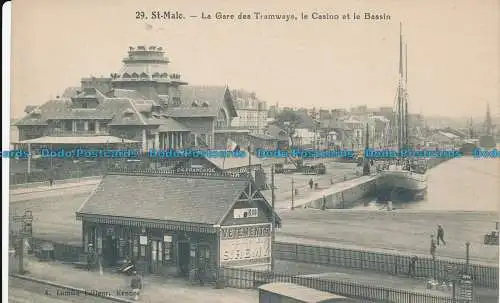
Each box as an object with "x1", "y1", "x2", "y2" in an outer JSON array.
[{"x1": 297, "y1": 176, "x2": 377, "y2": 210}]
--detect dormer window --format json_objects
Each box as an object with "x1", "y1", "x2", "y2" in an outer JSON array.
[
  {"x1": 140, "y1": 72, "x2": 148, "y2": 79},
  {"x1": 191, "y1": 101, "x2": 199, "y2": 107},
  {"x1": 123, "y1": 73, "x2": 131, "y2": 78},
  {"x1": 131, "y1": 73, "x2": 139, "y2": 79},
  {"x1": 201, "y1": 101, "x2": 209, "y2": 107},
  {"x1": 31, "y1": 108, "x2": 42, "y2": 116}
]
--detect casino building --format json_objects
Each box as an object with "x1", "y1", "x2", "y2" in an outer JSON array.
[
  {"x1": 13, "y1": 45, "x2": 278, "y2": 177},
  {"x1": 76, "y1": 169, "x2": 281, "y2": 276}
]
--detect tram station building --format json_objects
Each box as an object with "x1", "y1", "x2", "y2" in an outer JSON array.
[{"x1": 75, "y1": 169, "x2": 281, "y2": 277}]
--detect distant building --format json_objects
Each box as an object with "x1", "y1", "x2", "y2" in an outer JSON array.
[
  {"x1": 14, "y1": 45, "x2": 239, "y2": 153},
  {"x1": 231, "y1": 90, "x2": 268, "y2": 135}
]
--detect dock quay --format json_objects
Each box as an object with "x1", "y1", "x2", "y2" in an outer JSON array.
[{"x1": 292, "y1": 175, "x2": 377, "y2": 210}]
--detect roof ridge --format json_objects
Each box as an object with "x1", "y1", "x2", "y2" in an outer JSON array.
[
  {"x1": 106, "y1": 168, "x2": 250, "y2": 180},
  {"x1": 126, "y1": 98, "x2": 147, "y2": 125}
]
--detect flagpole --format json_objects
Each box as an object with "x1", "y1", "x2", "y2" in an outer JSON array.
[
  {"x1": 271, "y1": 164, "x2": 276, "y2": 272},
  {"x1": 222, "y1": 140, "x2": 227, "y2": 170},
  {"x1": 248, "y1": 144, "x2": 252, "y2": 172}
]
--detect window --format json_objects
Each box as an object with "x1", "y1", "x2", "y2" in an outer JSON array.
[
  {"x1": 133, "y1": 238, "x2": 139, "y2": 258},
  {"x1": 88, "y1": 121, "x2": 96, "y2": 131},
  {"x1": 163, "y1": 235, "x2": 173, "y2": 262},
  {"x1": 216, "y1": 109, "x2": 228, "y2": 128},
  {"x1": 151, "y1": 240, "x2": 159, "y2": 261},
  {"x1": 81, "y1": 102, "x2": 88, "y2": 109},
  {"x1": 76, "y1": 121, "x2": 85, "y2": 131},
  {"x1": 65, "y1": 121, "x2": 72, "y2": 131}
]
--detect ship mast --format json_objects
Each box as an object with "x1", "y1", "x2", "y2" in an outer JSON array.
[
  {"x1": 469, "y1": 117, "x2": 474, "y2": 139},
  {"x1": 404, "y1": 42, "x2": 409, "y2": 148},
  {"x1": 485, "y1": 103, "x2": 492, "y2": 136},
  {"x1": 397, "y1": 22, "x2": 405, "y2": 152}
]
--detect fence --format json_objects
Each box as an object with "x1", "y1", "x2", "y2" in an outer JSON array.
[
  {"x1": 220, "y1": 266, "x2": 455, "y2": 303},
  {"x1": 9, "y1": 167, "x2": 104, "y2": 185},
  {"x1": 30, "y1": 238, "x2": 83, "y2": 262},
  {"x1": 274, "y1": 242, "x2": 498, "y2": 289},
  {"x1": 17, "y1": 238, "x2": 465, "y2": 302}
]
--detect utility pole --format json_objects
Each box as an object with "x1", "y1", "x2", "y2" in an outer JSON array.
[
  {"x1": 12, "y1": 210, "x2": 33, "y2": 274},
  {"x1": 270, "y1": 164, "x2": 276, "y2": 273},
  {"x1": 465, "y1": 241, "x2": 470, "y2": 274},
  {"x1": 291, "y1": 178, "x2": 295, "y2": 210}
]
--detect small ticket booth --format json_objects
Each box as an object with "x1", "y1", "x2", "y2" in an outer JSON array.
[{"x1": 76, "y1": 169, "x2": 281, "y2": 277}]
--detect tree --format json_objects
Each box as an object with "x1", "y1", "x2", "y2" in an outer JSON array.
[{"x1": 272, "y1": 110, "x2": 303, "y2": 147}]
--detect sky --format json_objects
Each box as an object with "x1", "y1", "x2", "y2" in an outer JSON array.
[{"x1": 10, "y1": 0, "x2": 500, "y2": 119}]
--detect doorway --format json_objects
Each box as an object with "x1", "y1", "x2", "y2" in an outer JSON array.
[
  {"x1": 103, "y1": 235, "x2": 117, "y2": 266},
  {"x1": 177, "y1": 241, "x2": 190, "y2": 277}
]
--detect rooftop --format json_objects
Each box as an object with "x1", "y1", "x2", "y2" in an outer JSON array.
[{"x1": 76, "y1": 170, "x2": 252, "y2": 226}]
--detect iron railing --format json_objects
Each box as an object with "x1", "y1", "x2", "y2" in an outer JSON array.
[
  {"x1": 219, "y1": 266, "x2": 455, "y2": 303},
  {"x1": 274, "y1": 242, "x2": 498, "y2": 289}
]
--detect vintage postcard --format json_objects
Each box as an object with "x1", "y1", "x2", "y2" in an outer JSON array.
[{"x1": 4, "y1": 0, "x2": 499, "y2": 302}]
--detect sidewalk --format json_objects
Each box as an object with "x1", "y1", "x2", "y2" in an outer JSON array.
[
  {"x1": 10, "y1": 177, "x2": 101, "y2": 196},
  {"x1": 21, "y1": 257, "x2": 257, "y2": 303},
  {"x1": 276, "y1": 260, "x2": 499, "y2": 302},
  {"x1": 289, "y1": 175, "x2": 376, "y2": 209}
]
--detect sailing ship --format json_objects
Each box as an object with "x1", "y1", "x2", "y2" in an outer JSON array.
[
  {"x1": 459, "y1": 117, "x2": 478, "y2": 155},
  {"x1": 376, "y1": 23, "x2": 428, "y2": 202}
]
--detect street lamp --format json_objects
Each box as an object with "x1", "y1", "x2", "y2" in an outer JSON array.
[{"x1": 465, "y1": 241, "x2": 470, "y2": 274}]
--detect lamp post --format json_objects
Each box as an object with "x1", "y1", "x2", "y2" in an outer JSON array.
[
  {"x1": 291, "y1": 178, "x2": 295, "y2": 210},
  {"x1": 270, "y1": 164, "x2": 276, "y2": 273},
  {"x1": 12, "y1": 210, "x2": 33, "y2": 274},
  {"x1": 465, "y1": 241, "x2": 470, "y2": 274}
]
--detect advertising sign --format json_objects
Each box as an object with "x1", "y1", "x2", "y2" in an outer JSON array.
[{"x1": 220, "y1": 223, "x2": 271, "y2": 266}]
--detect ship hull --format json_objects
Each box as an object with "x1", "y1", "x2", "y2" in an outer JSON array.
[
  {"x1": 376, "y1": 170, "x2": 428, "y2": 202},
  {"x1": 479, "y1": 135, "x2": 496, "y2": 149}
]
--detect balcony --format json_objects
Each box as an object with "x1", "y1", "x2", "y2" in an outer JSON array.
[{"x1": 43, "y1": 130, "x2": 110, "y2": 137}]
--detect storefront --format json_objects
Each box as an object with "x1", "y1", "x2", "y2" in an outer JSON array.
[{"x1": 76, "y1": 169, "x2": 280, "y2": 277}]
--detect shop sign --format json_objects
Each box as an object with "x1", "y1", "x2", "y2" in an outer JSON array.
[
  {"x1": 220, "y1": 224, "x2": 271, "y2": 266},
  {"x1": 233, "y1": 208, "x2": 258, "y2": 219}
]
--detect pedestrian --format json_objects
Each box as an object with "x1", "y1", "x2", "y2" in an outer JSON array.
[
  {"x1": 48, "y1": 177, "x2": 54, "y2": 187},
  {"x1": 408, "y1": 256, "x2": 417, "y2": 277},
  {"x1": 437, "y1": 225, "x2": 446, "y2": 245},
  {"x1": 308, "y1": 178, "x2": 314, "y2": 189},
  {"x1": 130, "y1": 271, "x2": 142, "y2": 301},
  {"x1": 86, "y1": 243, "x2": 95, "y2": 271},
  {"x1": 430, "y1": 234, "x2": 437, "y2": 260}
]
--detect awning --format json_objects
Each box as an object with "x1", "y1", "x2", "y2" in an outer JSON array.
[{"x1": 19, "y1": 136, "x2": 139, "y2": 145}]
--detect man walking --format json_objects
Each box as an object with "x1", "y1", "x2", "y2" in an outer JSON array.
[
  {"x1": 430, "y1": 235, "x2": 437, "y2": 260},
  {"x1": 437, "y1": 225, "x2": 446, "y2": 245},
  {"x1": 308, "y1": 178, "x2": 314, "y2": 189}
]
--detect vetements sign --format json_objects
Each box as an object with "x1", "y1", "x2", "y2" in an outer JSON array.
[{"x1": 220, "y1": 224, "x2": 271, "y2": 266}]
